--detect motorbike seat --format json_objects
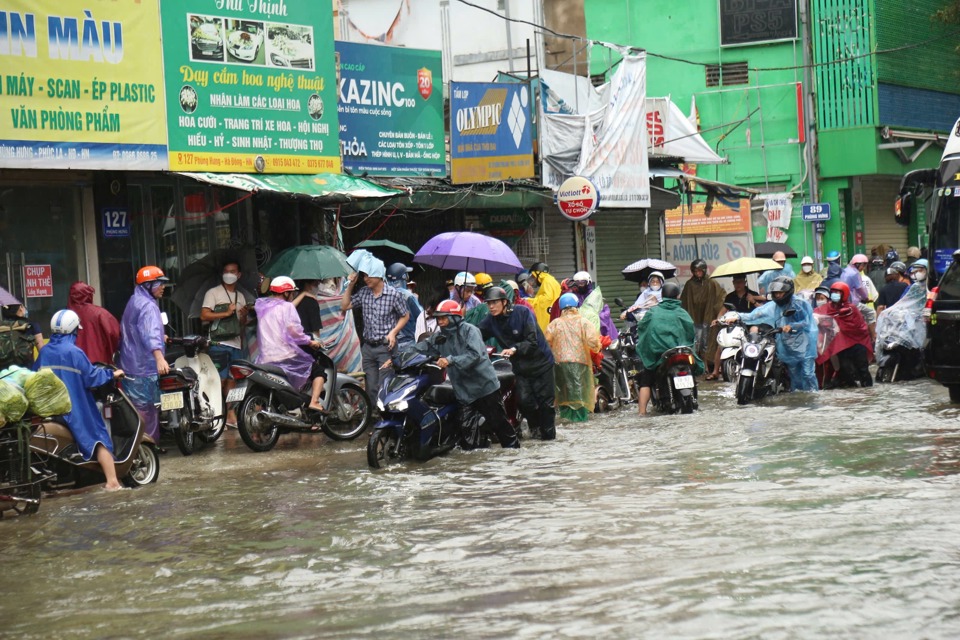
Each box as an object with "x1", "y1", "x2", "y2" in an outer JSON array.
[
  {"x1": 254, "y1": 363, "x2": 288, "y2": 377},
  {"x1": 179, "y1": 366, "x2": 198, "y2": 382},
  {"x1": 495, "y1": 370, "x2": 515, "y2": 387},
  {"x1": 423, "y1": 382, "x2": 457, "y2": 405}
]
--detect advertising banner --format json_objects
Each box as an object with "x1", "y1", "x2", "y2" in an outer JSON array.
[
  {"x1": 159, "y1": 1, "x2": 340, "y2": 174},
  {"x1": 335, "y1": 42, "x2": 444, "y2": 177},
  {"x1": 450, "y1": 81, "x2": 534, "y2": 184},
  {"x1": 664, "y1": 234, "x2": 756, "y2": 285},
  {"x1": 664, "y1": 200, "x2": 751, "y2": 236},
  {"x1": 0, "y1": 2, "x2": 168, "y2": 169}
]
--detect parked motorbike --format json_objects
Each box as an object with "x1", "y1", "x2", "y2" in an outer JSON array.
[
  {"x1": 229, "y1": 350, "x2": 371, "y2": 452},
  {"x1": 875, "y1": 336, "x2": 925, "y2": 383},
  {"x1": 649, "y1": 346, "x2": 699, "y2": 414},
  {"x1": 598, "y1": 297, "x2": 641, "y2": 409},
  {"x1": 717, "y1": 309, "x2": 745, "y2": 382},
  {"x1": 367, "y1": 348, "x2": 522, "y2": 469},
  {"x1": 732, "y1": 316, "x2": 792, "y2": 405},
  {"x1": 874, "y1": 291, "x2": 927, "y2": 383},
  {"x1": 0, "y1": 421, "x2": 42, "y2": 516},
  {"x1": 158, "y1": 335, "x2": 225, "y2": 456},
  {"x1": 29, "y1": 368, "x2": 160, "y2": 490}
]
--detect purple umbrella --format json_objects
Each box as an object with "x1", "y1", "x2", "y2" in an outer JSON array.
[
  {"x1": 0, "y1": 285, "x2": 20, "y2": 307},
  {"x1": 414, "y1": 232, "x2": 524, "y2": 274}
]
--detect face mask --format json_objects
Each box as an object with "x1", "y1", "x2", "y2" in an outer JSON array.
[
  {"x1": 816, "y1": 297, "x2": 827, "y2": 306},
  {"x1": 830, "y1": 292, "x2": 842, "y2": 303},
  {"x1": 222, "y1": 273, "x2": 239, "y2": 285},
  {"x1": 913, "y1": 271, "x2": 927, "y2": 282},
  {"x1": 650, "y1": 282, "x2": 661, "y2": 291},
  {"x1": 802, "y1": 265, "x2": 813, "y2": 273}
]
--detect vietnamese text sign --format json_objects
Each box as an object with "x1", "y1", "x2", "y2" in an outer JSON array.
[
  {"x1": 335, "y1": 42, "x2": 444, "y2": 177},
  {"x1": 664, "y1": 200, "x2": 751, "y2": 236},
  {"x1": 801, "y1": 202, "x2": 831, "y2": 221},
  {"x1": 556, "y1": 176, "x2": 599, "y2": 221},
  {"x1": 450, "y1": 81, "x2": 533, "y2": 184},
  {"x1": 0, "y1": 1, "x2": 168, "y2": 169},
  {"x1": 664, "y1": 234, "x2": 755, "y2": 284},
  {"x1": 160, "y1": 1, "x2": 340, "y2": 174},
  {"x1": 23, "y1": 264, "x2": 53, "y2": 297}
]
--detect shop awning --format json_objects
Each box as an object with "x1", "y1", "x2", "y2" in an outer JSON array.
[{"x1": 177, "y1": 172, "x2": 404, "y2": 202}]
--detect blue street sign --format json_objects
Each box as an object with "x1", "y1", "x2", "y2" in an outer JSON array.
[
  {"x1": 101, "y1": 207, "x2": 131, "y2": 238},
  {"x1": 802, "y1": 202, "x2": 831, "y2": 221}
]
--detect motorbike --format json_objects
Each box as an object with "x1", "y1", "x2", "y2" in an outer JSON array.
[
  {"x1": 875, "y1": 336, "x2": 925, "y2": 383},
  {"x1": 367, "y1": 348, "x2": 521, "y2": 469},
  {"x1": 29, "y1": 368, "x2": 161, "y2": 490},
  {"x1": 649, "y1": 346, "x2": 699, "y2": 414},
  {"x1": 158, "y1": 335, "x2": 226, "y2": 456},
  {"x1": 596, "y1": 297, "x2": 642, "y2": 410},
  {"x1": 0, "y1": 421, "x2": 42, "y2": 516},
  {"x1": 731, "y1": 316, "x2": 792, "y2": 405},
  {"x1": 874, "y1": 290, "x2": 927, "y2": 383},
  {"x1": 229, "y1": 350, "x2": 372, "y2": 452},
  {"x1": 717, "y1": 309, "x2": 745, "y2": 382}
]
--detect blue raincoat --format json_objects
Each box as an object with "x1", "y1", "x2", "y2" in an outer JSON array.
[
  {"x1": 33, "y1": 333, "x2": 114, "y2": 460},
  {"x1": 738, "y1": 296, "x2": 819, "y2": 391},
  {"x1": 118, "y1": 285, "x2": 165, "y2": 441}
]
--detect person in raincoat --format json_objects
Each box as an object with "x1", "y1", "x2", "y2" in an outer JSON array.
[
  {"x1": 67, "y1": 281, "x2": 121, "y2": 365},
  {"x1": 521, "y1": 262, "x2": 561, "y2": 332},
  {"x1": 725, "y1": 275, "x2": 819, "y2": 392},
  {"x1": 814, "y1": 281, "x2": 873, "y2": 388},
  {"x1": 117, "y1": 265, "x2": 170, "y2": 444},
  {"x1": 821, "y1": 250, "x2": 843, "y2": 287},
  {"x1": 757, "y1": 251, "x2": 796, "y2": 294},
  {"x1": 544, "y1": 293, "x2": 601, "y2": 422},
  {"x1": 622, "y1": 271, "x2": 665, "y2": 328},
  {"x1": 569, "y1": 271, "x2": 619, "y2": 341},
  {"x1": 680, "y1": 259, "x2": 727, "y2": 379},
  {"x1": 793, "y1": 256, "x2": 823, "y2": 293},
  {"x1": 408, "y1": 300, "x2": 520, "y2": 449},
  {"x1": 635, "y1": 282, "x2": 703, "y2": 416},
  {"x1": 463, "y1": 272, "x2": 495, "y2": 334},
  {"x1": 255, "y1": 276, "x2": 327, "y2": 413},
  {"x1": 36, "y1": 310, "x2": 124, "y2": 490}
]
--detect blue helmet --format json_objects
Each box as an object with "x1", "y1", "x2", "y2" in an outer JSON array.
[
  {"x1": 558, "y1": 292, "x2": 579, "y2": 311},
  {"x1": 911, "y1": 259, "x2": 929, "y2": 271},
  {"x1": 825, "y1": 250, "x2": 841, "y2": 262}
]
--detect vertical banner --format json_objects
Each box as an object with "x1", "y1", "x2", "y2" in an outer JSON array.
[
  {"x1": 159, "y1": 1, "x2": 340, "y2": 174},
  {"x1": 449, "y1": 81, "x2": 534, "y2": 184},
  {"x1": 0, "y1": 1, "x2": 168, "y2": 169},
  {"x1": 335, "y1": 42, "x2": 444, "y2": 177},
  {"x1": 761, "y1": 192, "x2": 793, "y2": 243}
]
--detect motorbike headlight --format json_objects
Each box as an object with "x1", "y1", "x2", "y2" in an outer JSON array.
[
  {"x1": 743, "y1": 343, "x2": 762, "y2": 359},
  {"x1": 376, "y1": 399, "x2": 385, "y2": 412},
  {"x1": 387, "y1": 399, "x2": 409, "y2": 412}
]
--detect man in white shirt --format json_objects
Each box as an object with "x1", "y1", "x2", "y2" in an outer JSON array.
[{"x1": 201, "y1": 261, "x2": 248, "y2": 426}]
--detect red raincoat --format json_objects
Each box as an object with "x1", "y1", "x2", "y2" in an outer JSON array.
[
  {"x1": 68, "y1": 282, "x2": 121, "y2": 365},
  {"x1": 814, "y1": 301, "x2": 873, "y2": 364}
]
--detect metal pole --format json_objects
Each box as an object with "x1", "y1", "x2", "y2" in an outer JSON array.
[
  {"x1": 800, "y1": 0, "x2": 822, "y2": 267},
  {"x1": 504, "y1": 0, "x2": 515, "y2": 72}
]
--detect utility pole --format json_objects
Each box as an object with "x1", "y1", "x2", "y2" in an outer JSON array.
[
  {"x1": 504, "y1": 0, "x2": 515, "y2": 72},
  {"x1": 799, "y1": 0, "x2": 822, "y2": 265}
]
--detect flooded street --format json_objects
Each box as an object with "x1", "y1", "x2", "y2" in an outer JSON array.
[{"x1": 4, "y1": 378, "x2": 960, "y2": 638}]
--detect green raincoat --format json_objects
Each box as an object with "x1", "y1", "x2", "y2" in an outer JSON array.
[{"x1": 636, "y1": 298, "x2": 704, "y2": 374}]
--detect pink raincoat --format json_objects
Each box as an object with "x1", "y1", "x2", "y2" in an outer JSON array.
[{"x1": 255, "y1": 297, "x2": 314, "y2": 389}]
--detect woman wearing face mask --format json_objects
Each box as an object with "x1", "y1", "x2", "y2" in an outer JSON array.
[
  {"x1": 813, "y1": 282, "x2": 873, "y2": 388},
  {"x1": 201, "y1": 260, "x2": 250, "y2": 427},
  {"x1": 794, "y1": 256, "x2": 823, "y2": 292},
  {"x1": 622, "y1": 271, "x2": 665, "y2": 325}
]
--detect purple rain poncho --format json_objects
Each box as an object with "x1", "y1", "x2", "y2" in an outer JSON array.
[
  {"x1": 255, "y1": 296, "x2": 315, "y2": 390},
  {"x1": 117, "y1": 285, "x2": 165, "y2": 377}
]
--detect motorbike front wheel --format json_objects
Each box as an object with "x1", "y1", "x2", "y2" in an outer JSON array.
[
  {"x1": 736, "y1": 374, "x2": 754, "y2": 405},
  {"x1": 122, "y1": 443, "x2": 160, "y2": 487},
  {"x1": 322, "y1": 383, "x2": 373, "y2": 441},
  {"x1": 237, "y1": 393, "x2": 280, "y2": 452},
  {"x1": 595, "y1": 387, "x2": 611, "y2": 413},
  {"x1": 172, "y1": 408, "x2": 196, "y2": 456},
  {"x1": 722, "y1": 358, "x2": 739, "y2": 383},
  {"x1": 367, "y1": 430, "x2": 400, "y2": 469}
]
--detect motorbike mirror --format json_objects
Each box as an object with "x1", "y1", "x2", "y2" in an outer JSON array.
[
  {"x1": 723, "y1": 302, "x2": 735, "y2": 310},
  {"x1": 783, "y1": 309, "x2": 797, "y2": 318},
  {"x1": 614, "y1": 297, "x2": 624, "y2": 307}
]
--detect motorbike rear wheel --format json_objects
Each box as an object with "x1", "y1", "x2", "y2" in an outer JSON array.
[
  {"x1": 677, "y1": 391, "x2": 695, "y2": 414},
  {"x1": 237, "y1": 393, "x2": 279, "y2": 452},
  {"x1": 122, "y1": 443, "x2": 160, "y2": 487},
  {"x1": 367, "y1": 430, "x2": 400, "y2": 469},
  {"x1": 321, "y1": 383, "x2": 372, "y2": 441},
  {"x1": 736, "y1": 374, "x2": 754, "y2": 405},
  {"x1": 172, "y1": 409, "x2": 196, "y2": 456},
  {"x1": 197, "y1": 420, "x2": 225, "y2": 444},
  {"x1": 722, "y1": 358, "x2": 738, "y2": 383}
]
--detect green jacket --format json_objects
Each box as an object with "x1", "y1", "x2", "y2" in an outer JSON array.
[{"x1": 635, "y1": 298, "x2": 704, "y2": 374}]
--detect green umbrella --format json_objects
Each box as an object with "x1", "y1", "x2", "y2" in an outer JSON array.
[
  {"x1": 264, "y1": 245, "x2": 353, "y2": 280},
  {"x1": 355, "y1": 239, "x2": 414, "y2": 255}
]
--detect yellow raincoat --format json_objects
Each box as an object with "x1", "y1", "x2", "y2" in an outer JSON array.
[{"x1": 529, "y1": 271, "x2": 561, "y2": 332}]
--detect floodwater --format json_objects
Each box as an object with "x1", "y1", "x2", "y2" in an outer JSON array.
[{"x1": 4, "y1": 378, "x2": 960, "y2": 638}]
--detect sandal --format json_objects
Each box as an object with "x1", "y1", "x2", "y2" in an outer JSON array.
[{"x1": 704, "y1": 372, "x2": 719, "y2": 381}]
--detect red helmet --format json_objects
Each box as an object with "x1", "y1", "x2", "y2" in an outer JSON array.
[
  {"x1": 136, "y1": 265, "x2": 169, "y2": 285},
  {"x1": 829, "y1": 281, "x2": 850, "y2": 304},
  {"x1": 269, "y1": 276, "x2": 297, "y2": 294},
  {"x1": 433, "y1": 299, "x2": 463, "y2": 318}
]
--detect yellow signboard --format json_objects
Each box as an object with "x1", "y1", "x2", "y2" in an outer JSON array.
[{"x1": 664, "y1": 200, "x2": 752, "y2": 236}]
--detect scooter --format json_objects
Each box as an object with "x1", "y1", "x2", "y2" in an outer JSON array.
[
  {"x1": 875, "y1": 337, "x2": 925, "y2": 383},
  {"x1": 649, "y1": 346, "x2": 699, "y2": 414},
  {"x1": 732, "y1": 317, "x2": 791, "y2": 405},
  {"x1": 717, "y1": 309, "x2": 745, "y2": 382},
  {"x1": 158, "y1": 335, "x2": 226, "y2": 456},
  {"x1": 229, "y1": 350, "x2": 371, "y2": 452},
  {"x1": 0, "y1": 421, "x2": 42, "y2": 516},
  {"x1": 29, "y1": 368, "x2": 161, "y2": 490},
  {"x1": 595, "y1": 297, "x2": 641, "y2": 410}
]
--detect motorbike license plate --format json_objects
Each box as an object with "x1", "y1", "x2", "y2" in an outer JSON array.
[
  {"x1": 160, "y1": 392, "x2": 184, "y2": 411},
  {"x1": 225, "y1": 386, "x2": 246, "y2": 404},
  {"x1": 673, "y1": 375, "x2": 695, "y2": 389}
]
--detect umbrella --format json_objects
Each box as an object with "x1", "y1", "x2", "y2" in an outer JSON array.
[
  {"x1": 621, "y1": 258, "x2": 677, "y2": 283},
  {"x1": 346, "y1": 249, "x2": 385, "y2": 276},
  {"x1": 754, "y1": 242, "x2": 797, "y2": 258},
  {"x1": 414, "y1": 231, "x2": 523, "y2": 273},
  {"x1": 0, "y1": 285, "x2": 20, "y2": 307},
  {"x1": 354, "y1": 239, "x2": 415, "y2": 267},
  {"x1": 264, "y1": 244, "x2": 353, "y2": 280},
  {"x1": 171, "y1": 247, "x2": 259, "y2": 318},
  {"x1": 711, "y1": 257, "x2": 784, "y2": 278}
]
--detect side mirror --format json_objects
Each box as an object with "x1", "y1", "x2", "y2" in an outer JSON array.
[
  {"x1": 783, "y1": 308, "x2": 797, "y2": 318},
  {"x1": 723, "y1": 302, "x2": 735, "y2": 310},
  {"x1": 895, "y1": 192, "x2": 914, "y2": 227},
  {"x1": 614, "y1": 297, "x2": 624, "y2": 307}
]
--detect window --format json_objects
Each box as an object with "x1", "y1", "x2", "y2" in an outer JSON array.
[{"x1": 706, "y1": 62, "x2": 749, "y2": 87}]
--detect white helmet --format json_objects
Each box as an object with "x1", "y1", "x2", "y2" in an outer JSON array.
[
  {"x1": 453, "y1": 271, "x2": 476, "y2": 287},
  {"x1": 51, "y1": 309, "x2": 81, "y2": 334},
  {"x1": 800, "y1": 256, "x2": 814, "y2": 265},
  {"x1": 572, "y1": 271, "x2": 592, "y2": 283}
]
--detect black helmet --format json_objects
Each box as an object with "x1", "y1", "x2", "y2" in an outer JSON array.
[
  {"x1": 484, "y1": 286, "x2": 509, "y2": 302},
  {"x1": 661, "y1": 282, "x2": 681, "y2": 299},
  {"x1": 690, "y1": 259, "x2": 707, "y2": 273},
  {"x1": 887, "y1": 260, "x2": 907, "y2": 275},
  {"x1": 386, "y1": 262, "x2": 412, "y2": 282},
  {"x1": 885, "y1": 249, "x2": 899, "y2": 266},
  {"x1": 530, "y1": 261, "x2": 549, "y2": 274},
  {"x1": 768, "y1": 275, "x2": 794, "y2": 306}
]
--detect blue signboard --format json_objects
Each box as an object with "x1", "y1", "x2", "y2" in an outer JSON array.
[
  {"x1": 934, "y1": 248, "x2": 958, "y2": 274},
  {"x1": 101, "y1": 207, "x2": 131, "y2": 239},
  {"x1": 801, "y1": 202, "x2": 832, "y2": 221},
  {"x1": 335, "y1": 42, "x2": 445, "y2": 177},
  {"x1": 449, "y1": 81, "x2": 534, "y2": 184}
]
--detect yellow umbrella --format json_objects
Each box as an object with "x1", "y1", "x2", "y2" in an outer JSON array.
[{"x1": 711, "y1": 257, "x2": 784, "y2": 278}]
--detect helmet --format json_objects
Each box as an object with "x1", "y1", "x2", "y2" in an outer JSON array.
[
  {"x1": 269, "y1": 276, "x2": 297, "y2": 294},
  {"x1": 530, "y1": 262, "x2": 549, "y2": 274},
  {"x1": 907, "y1": 246, "x2": 922, "y2": 259},
  {"x1": 870, "y1": 255, "x2": 884, "y2": 265},
  {"x1": 557, "y1": 292, "x2": 579, "y2": 310},
  {"x1": 887, "y1": 261, "x2": 907, "y2": 275},
  {"x1": 474, "y1": 272, "x2": 493, "y2": 290},
  {"x1": 385, "y1": 263, "x2": 412, "y2": 282},
  {"x1": 136, "y1": 265, "x2": 169, "y2": 285},
  {"x1": 801, "y1": 256, "x2": 814, "y2": 265},
  {"x1": 690, "y1": 259, "x2": 707, "y2": 273},
  {"x1": 516, "y1": 270, "x2": 532, "y2": 284},
  {"x1": 911, "y1": 259, "x2": 929, "y2": 270},
  {"x1": 885, "y1": 249, "x2": 899, "y2": 264},
  {"x1": 433, "y1": 299, "x2": 463, "y2": 318},
  {"x1": 851, "y1": 253, "x2": 869, "y2": 265},
  {"x1": 484, "y1": 286, "x2": 509, "y2": 302},
  {"x1": 572, "y1": 271, "x2": 592, "y2": 283},
  {"x1": 50, "y1": 309, "x2": 81, "y2": 334},
  {"x1": 662, "y1": 282, "x2": 681, "y2": 299},
  {"x1": 647, "y1": 271, "x2": 665, "y2": 284},
  {"x1": 830, "y1": 281, "x2": 850, "y2": 304},
  {"x1": 825, "y1": 250, "x2": 841, "y2": 262},
  {"x1": 768, "y1": 276, "x2": 795, "y2": 306},
  {"x1": 505, "y1": 279, "x2": 520, "y2": 292},
  {"x1": 453, "y1": 271, "x2": 476, "y2": 287},
  {"x1": 814, "y1": 285, "x2": 831, "y2": 298}
]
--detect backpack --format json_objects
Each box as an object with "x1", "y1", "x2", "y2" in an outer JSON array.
[{"x1": 0, "y1": 319, "x2": 36, "y2": 369}]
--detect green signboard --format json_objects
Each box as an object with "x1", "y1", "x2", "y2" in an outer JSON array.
[{"x1": 159, "y1": 0, "x2": 340, "y2": 174}]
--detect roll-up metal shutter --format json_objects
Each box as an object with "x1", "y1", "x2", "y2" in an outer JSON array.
[
  {"x1": 861, "y1": 176, "x2": 908, "y2": 253},
  {"x1": 525, "y1": 205, "x2": 577, "y2": 280},
  {"x1": 594, "y1": 209, "x2": 664, "y2": 312}
]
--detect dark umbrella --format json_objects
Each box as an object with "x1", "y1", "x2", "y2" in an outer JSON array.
[
  {"x1": 264, "y1": 244, "x2": 353, "y2": 280},
  {"x1": 354, "y1": 239, "x2": 415, "y2": 267},
  {"x1": 621, "y1": 258, "x2": 677, "y2": 283},
  {"x1": 171, "y1": 247, "x2": 259, "y2": 318},
  {"x1": 754, "y1": 242, "x2": 797, "y2": 258}
]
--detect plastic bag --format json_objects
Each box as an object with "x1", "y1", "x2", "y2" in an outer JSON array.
[
  {"x1": 0, "y1": 364, "x2": 33, "y2": 389},
  {"x1": 0, "y1": 378, "x2": 28, "y2": 426},
  {"x1": 23, "y1": 368, "x2": 72, "y2": 417}
]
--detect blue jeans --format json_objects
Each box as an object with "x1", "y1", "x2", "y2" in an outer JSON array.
[
  {"x1": 208, "y1": 344, "x2": 243, "y2": 380},
  {"x1": 786, "y1": 357, "x2": 818, "y2": 392}
]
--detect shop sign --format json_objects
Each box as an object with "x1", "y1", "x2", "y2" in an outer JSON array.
[
  {"x1": 335, "y1": 42, "x2": 444, "y2": 177},
  {"x1": 0, "y1": 2, "x2": 168, "y2": 170},
  {"x1": 23, "y1": 265, "x2": 53, "y2": 298},
  {"x1": 159, "y1": 1, "x2": 340, "y2": 174},
  {"x1": 664, "y1": 234, "x2": 753, "y2": 283},
  {"x1": 664, "y1": 200, "x2": 751, "y2": 236},
  {"x1": 556, "y1": 176, "x2": 599, "y2": 221},
  {"x1": 101, "y1": 207, "x2": 131, "y2": 238},
  {"x1": 449, "y1": 81, "x2": 533, "y2": 184},
  {"x1": 801, "y1": 202, "x2": 831, "y2": 221}
]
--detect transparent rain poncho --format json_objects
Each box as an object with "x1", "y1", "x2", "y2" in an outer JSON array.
[{"x1": 875, "y1": 283, "x2": 927, "y2": 351}]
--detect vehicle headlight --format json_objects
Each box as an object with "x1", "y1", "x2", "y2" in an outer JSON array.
[
  {"x1": 743, "y1": 343, "x2": 762, "y2": 359},
  {"x1": 387, "y1": 400, "x2": 409, "y2": 412},
  {"x1": 376, "y1": 399, "x2": 385, "y2": 411}
]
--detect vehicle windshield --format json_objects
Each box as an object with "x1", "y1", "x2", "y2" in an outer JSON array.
[{"x1": 937, "y1": 258, "x2": 960, "y2": 301}]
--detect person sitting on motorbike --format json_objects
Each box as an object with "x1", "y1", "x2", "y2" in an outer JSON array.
[
  {"x1": 569, "y1": 271, "x2": 619, "y2": 341},
  {"x1": 875, "y1": 261, "x2": 911, "y2": 315},
  {"x1": 813, "y1": 285, "x2": 831, "y2": 309},
  {"x1": 478, "y1": 286, "x2": 556, "y2": 440},
  {"x1": 33, "y1": 310, "x2": 125, "y2": 491},
  {"x1": 407, "y1": 300, "x2": 520, "y2": 449},
  {"x1": 623, "y1": 271, "x2": 665, "y2": 326},
  {"x1": 255, "y1": 276, "x2": 327, "y2": 414},
  {"x1": 451, "y1": 271, "x2": 481, "y2": 312},
  {"x1": 520, "y1": 262, "x2": 562, "y2": 332},
  {"x1": 725, "y1": 276, "x2": 819, "y2": 392},
  {"x1": 813, "y1": 282, "x2": 873, "y2": 388},
  {"x1": 544, "y1": 293, "x2": 601, "y2": 422},
  {"x1": 635, "y1": 282, "x2": 703, "y2": 416}
]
